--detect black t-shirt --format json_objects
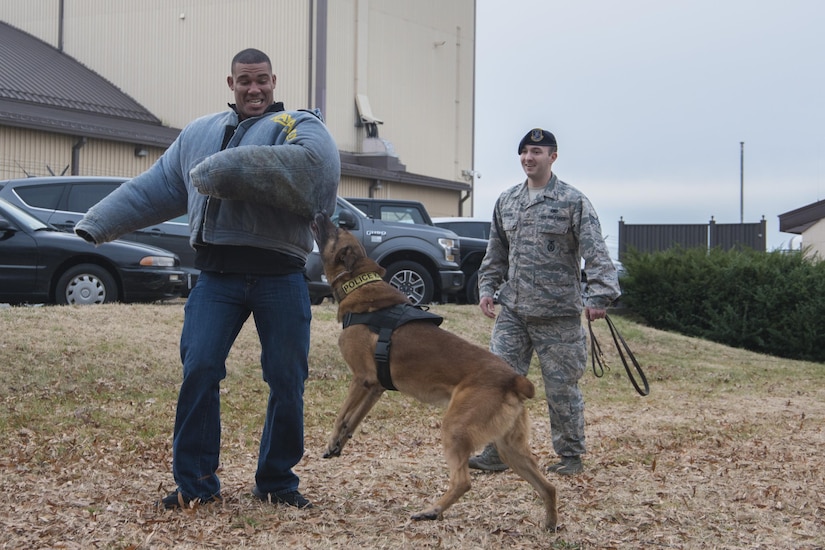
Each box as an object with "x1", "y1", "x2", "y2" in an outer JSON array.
[{"x1": 195, "y1": 244, "x2": 304, "y2": 276}]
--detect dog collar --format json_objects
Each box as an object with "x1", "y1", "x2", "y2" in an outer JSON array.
[{"x1": 333, "y1": 272, "x2": 383, "y2": 302}]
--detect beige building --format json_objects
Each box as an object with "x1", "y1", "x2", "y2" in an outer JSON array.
[
  {"x1": 0, "y1": 0, "x2": 476, "y2": 217},
  {"x1": 779, "y1": 200, "x2": 825, "y2": 260}
]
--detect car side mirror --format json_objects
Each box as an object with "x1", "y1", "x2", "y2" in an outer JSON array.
[
  {"x1": 0, "y1": 218, "x2": 14, "y2": 238},
  {"x1": 337, "y1": 209, "x2": 357, "y2": 230}
]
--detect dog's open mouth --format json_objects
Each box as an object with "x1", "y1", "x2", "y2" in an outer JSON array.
[{"x1": 311, "y1": 211, "x2": 333, "y2": 250}]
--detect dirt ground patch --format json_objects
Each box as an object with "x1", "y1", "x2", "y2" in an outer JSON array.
[{"x1": 1, "y1": 303, "x2": 823, "y2": 549}]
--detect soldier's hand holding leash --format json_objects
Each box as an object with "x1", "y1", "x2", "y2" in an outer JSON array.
[{"x1": 584, "y1": 307, "x2": 606, "y2": 322}]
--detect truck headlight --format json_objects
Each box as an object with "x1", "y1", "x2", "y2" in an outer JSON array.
[{"x1": 438, "y1": 238, "x2": 459, "y2": 263}]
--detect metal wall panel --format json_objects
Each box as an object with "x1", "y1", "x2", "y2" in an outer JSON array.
[
  {"x1": 0, "y1": 127, "x2": 73, "y2": 179},
  {"x1": 324, "y1": 0, "x2": 359, "y2": 151},
  {"x1": 80, "y1": 139, "x2": 164, "y2": 178},
  {"x1": 2, "y1": 1, "x2": 474, "y2": 179},
  {"x1": 2, "y1": 0, "x2": 475, "y2": 220},
  {"x1": 0, "y1": 127, "x2": 161, "y2": 180},
  {"x1": 710, "y1": 220, "x2": 767, "y2": 251},
  {"x1": 0, "y1": 1, "x2": 57, "y2": 45},
  {"x1": 322, "y1": 0, "x2": 474, "y2": 184},
  {"x1": 364, "y1": 1, "x2": 474, "y2": 183},
  {"x1": 50, "y1": 0, "x2": 312, "y2": 129},
  {"x1": 619, "y1": 221, "x2": 708, "y2": 259},
  {"x1": 338, "y1": 176, "x2": 370, "y2": 199},
  {"x1": 618, "y1": 219, "x2": 767, "y2": 259}
]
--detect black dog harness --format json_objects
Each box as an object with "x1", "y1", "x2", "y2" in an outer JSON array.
[{"x1": 342, "y1": 303, "x2": 443, "y2": 391}]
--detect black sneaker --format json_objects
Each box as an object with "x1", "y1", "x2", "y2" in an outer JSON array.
[
  {"x1": 158, "y1": 490, "x2": 221, "y2": 509},
  {"x1": 252, "y1": 486, "x2": 313, "y2": 509}
]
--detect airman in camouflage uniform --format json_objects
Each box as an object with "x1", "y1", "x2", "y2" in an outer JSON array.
[{"x1": 470, "y1": 128, "x2": 621, "y2": 475}]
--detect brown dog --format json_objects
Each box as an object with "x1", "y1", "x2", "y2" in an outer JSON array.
[{"x1": 311, "y1": 212, "x2": 558, "y2": 530}]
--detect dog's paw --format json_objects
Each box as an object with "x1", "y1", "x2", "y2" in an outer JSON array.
[
  {"x1": 323, "y1": 446, "x2": 341, "y2": 458},
  {"x1": 411, "y1": 508, "x2": 441, "y2": 522}
]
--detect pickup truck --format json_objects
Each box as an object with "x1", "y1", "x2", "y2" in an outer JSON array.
[
  {"x1": 306, "y1": 197, "x2": 464, "y2": 305},
  {"x1": 431, "y1": 217, "x2": 491, "y2": 304},
  {"x1": 345, "y1": 197, "x2": 435, "y2": 225},
  {"x1": 343, "y1": 198, "x2": 489, "y2": 304}
]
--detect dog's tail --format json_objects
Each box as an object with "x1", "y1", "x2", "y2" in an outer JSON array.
[{"x1": 514, "y1": 375, "x2": 535, "y2": 400}]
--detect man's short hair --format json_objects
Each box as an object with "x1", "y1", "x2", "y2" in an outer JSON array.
[{"x1": 231, "y1": 48, "x2": 272, "y2": 72}]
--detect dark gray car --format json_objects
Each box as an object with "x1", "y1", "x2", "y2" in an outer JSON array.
[
  {"x1": 0, "y1": 176, "x2": 335, "y2": 304},
  {"x1": 0, "y1": 176, "x2": 198, "y2": 294},
  {"x1": 0, "y1": 198, "x2": 185, "y2": 305}
]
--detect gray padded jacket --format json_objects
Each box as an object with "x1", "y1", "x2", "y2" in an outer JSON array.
[{"x1": 75, "y1": 107, "x2": 340, "y2": 263}]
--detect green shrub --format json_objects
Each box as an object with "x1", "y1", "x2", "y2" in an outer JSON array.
[{"x1": 620, "y1": 247, "x2": 825, "y2": 361}]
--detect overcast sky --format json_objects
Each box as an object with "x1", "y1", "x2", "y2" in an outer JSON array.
[{"x1": 472, "y1": 0, "x2": 824, "y2": 256}]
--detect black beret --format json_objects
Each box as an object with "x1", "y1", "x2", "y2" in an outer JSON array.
[{"x1": 518, "y1": 128, "x2": 557, "y2": 154}]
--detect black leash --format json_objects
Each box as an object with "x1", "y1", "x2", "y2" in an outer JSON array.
[{"x1": 589, "y1": 315, "x2": 650, "y2": 396}]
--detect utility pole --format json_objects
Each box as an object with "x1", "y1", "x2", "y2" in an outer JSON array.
[{"x1": 740, "y1": 141, "x2": 744, "y2": 223}]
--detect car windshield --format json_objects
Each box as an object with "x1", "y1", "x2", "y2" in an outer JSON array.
[{"x1": 0, "y1": 197, "x2": 51, "y2": 231}]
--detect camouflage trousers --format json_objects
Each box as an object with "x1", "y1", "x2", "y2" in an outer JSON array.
[{"x1": 490, "y1": 307, "x2": 587, "y2": 457}]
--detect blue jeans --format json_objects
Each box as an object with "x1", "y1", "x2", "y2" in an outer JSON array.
[{"x1": 173, "y1": 271, "x2": 310, "y2": 500}]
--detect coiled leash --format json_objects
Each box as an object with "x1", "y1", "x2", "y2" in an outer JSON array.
[{"x1": 589, "y1": 315, "x2": 650, "y2": 396}]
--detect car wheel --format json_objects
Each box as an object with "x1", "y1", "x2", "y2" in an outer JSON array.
[
  {"x1": 464, "y1": 270, "x2": 480, "y2": 304},
  {"x1": 55, "y1": 263, "x2": 118, "y2": 305},
  {"x1": 384, "y1": 260, "x2": 434, "y2": 306}
]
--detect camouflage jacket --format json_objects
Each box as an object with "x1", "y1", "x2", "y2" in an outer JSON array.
[{"x1": 478, "y1": 173, "x2": 621, "y2": 319}]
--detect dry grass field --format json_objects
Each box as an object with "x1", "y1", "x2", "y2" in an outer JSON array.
[{"x1": 0, "y1": 301, "x2": 823, "y2": 549}]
